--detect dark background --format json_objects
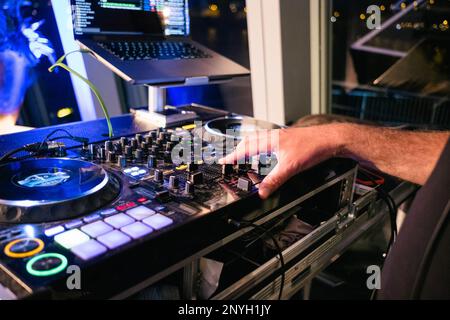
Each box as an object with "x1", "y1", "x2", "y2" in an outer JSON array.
[{"x1": 18, "y1": 0, "x2": 450, "y2": 129}]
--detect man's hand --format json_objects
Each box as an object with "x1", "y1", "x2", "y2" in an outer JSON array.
[
  {"x1": 219, "y1": 125, "x2": 347, "y2": 199},
  {"x1": 220, "y1": 123, "x2": 450, "y2": 199}
]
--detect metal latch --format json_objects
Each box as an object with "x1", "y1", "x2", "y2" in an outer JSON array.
[{"x1": 336, "y1": 205, "x2": 355, "y2": 232}]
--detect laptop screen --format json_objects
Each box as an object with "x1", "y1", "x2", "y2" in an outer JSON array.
[{"x1": 71, "y1": 0, "x2": 190, "y2": 37}]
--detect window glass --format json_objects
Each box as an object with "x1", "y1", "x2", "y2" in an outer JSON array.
[{"x1": 331, "y1": 0, "x2": 450, "y2": 129}]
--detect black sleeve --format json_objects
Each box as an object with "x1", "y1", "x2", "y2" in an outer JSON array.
[{"x1": 379, "y1": 138, "x2": 450, "y2": 300}]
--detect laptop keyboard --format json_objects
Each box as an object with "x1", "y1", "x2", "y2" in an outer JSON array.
[{"x1": 98, "y1": 41, "x2": 212, "y2": 61}]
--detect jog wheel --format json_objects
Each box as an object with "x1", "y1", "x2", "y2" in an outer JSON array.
[
  {"x1": 0, "y1": 159, "x2": 121, "y2": 223},
  {"x1": 204, "y1": 116, "x2": 281, "y2": 141}
]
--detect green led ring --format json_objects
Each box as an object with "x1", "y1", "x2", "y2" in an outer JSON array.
[{"x1": 26, "y1": 253, "x2": 68, "y2": 277}]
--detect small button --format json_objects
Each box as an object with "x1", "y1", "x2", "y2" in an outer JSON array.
[
  {"x1": 126, "y1": 206, "x2": 156, "y2": 220},
  {"x1": 155, "y1": 190, "x2": 171, "y2": 203},
  {"x1": 71, "y1": 240, "x2": 107, "y2": 261},
  {"x1": 81, "y1": 221, "x2": 113, "y2": 238},
  {"x1": 45, "y1": 226, "x2": 65, "y2": 237},
  {"x1": 116, "y1": 202, "x2": 136, "y2": 212},
  {"x1": 143, "y1": 214, "x2": 173, "y2": 230},
  {"x1": 104, "y1": 214, "x2": 135, "y2": 229},
  {"x1": 237, "y1": 177, "x2": 252, "y2": 192},
  {"x1": 100, "y1": 208, "x2": 117, "y2": 217},
  {"x1": 137, "y1": 197, "x2": 148, "y2": 203},
  {"x1": 11, "y1": 230, "x2": 22, "y2": 237},
  {"x1": 97, "y1": 230, "x2": 131, "y2": 250},
  {"x1": 55, "y1": 229, "x2": 90, "y2": 250},
  {"x1": 83, "y1": 214, "x2": 101, "y2": 224},
  {"x1": 65, "y1": 220, "x2": 83, "y2": 229},
  {"x1": 116, "y1": 204, "x2": 127, "y2": 211},
  {"x1": 121, "y1": 222, "x2": 153, "y2": 240}
]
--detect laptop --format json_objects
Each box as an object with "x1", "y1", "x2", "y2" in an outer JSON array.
[{"x1": 70, "y1": 0, "x2": 250, "y2": 85}]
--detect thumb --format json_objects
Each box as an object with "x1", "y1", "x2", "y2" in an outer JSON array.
[{"x1": 258, "y1": 163, "x2": 296, "y2": 199}]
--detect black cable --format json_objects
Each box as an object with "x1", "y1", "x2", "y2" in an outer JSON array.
[
  {"x1": 225, "y1": 221, "x2": 285, "y2": 269},
  {"x1": 39, "y1": 129, "x2": 88, "y2": 150},
  {"x1": 358, "y1": 169, "x2": 398, "y2": 301},
  {"x1": 0, "y1": 142, "x2": 43, "y2": 164},
  {"x1": 38, "y1": 129, "x2": 72, "y2": 150},
  {"x1": 0, "y1": 129, "x2": 88, "y2": 164},
  {"x1": 358, "y1": 169, "x2": 398, "y2": 252},
  {"x1": 0, "y1": 146, "x2": 29, "y2": 163},
  {"x1": 46, "y1": 128, "x2": 75, "y2": 139},
  {"x1": 241, "y1": 215, "x2": 287, "y2": 245},
  {"x1": 48, "y1": 136, "x2": 89, "y2": 144},
  {"x1": 228, "y1": 219, "x2": 286, "y2": 300},
  {"x1": 380, "y1": 191, "x2": 398, "y2": 250}
]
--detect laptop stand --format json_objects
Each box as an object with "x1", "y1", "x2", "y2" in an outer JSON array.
[{"x1": 132, "y1": 77, "x2": 231, "y2": 128}]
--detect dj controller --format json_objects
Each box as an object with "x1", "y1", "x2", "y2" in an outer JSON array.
[{"x1": 0, "y1": 109, "x2": 358, "y2": 300}]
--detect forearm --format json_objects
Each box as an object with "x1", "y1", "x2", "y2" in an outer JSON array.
[
  {"x1": 336, "y1": 124, "x2": 450, "y2": 185},
  {"x1": 221, "y1": 123, "x2": 449, "y2": 198}
]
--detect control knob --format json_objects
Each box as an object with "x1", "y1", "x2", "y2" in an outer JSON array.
[
  {"x1": 99, "y1": 147, "x2": 107, "y2": 161},
  {"x1": 88, "y1": 144, "x2": 97, "y2": 160},
  {"x1": 120, "y1": 137, "x2": 128, "y2": 148},
  {"x1": 105, "y1": 140, "x2": 113, "y2": 152},
  {"x1": 145, "y1": 135, "x2": 153, "y2": 145},
  {"x1": 118, "y1": 155, "x2": 127, "y2": 168},
  {"x1": 114, "y1": 143, "x2": 123, "y2": 155},
  {"x1": 147, "y1": 155, "x2": 157, "y2": 168},
  {"x1": 184, "y1": 181, "x2": 195, "y2": 195},
  {"x1": 190, "y1": 172, "x2": 203, "y2": 185},
  {"x1": 106, "y1": 151, "x2": 116, "y2": 163},
  {"x1": 130, "y1": 138, "x2": 138, "y2": 150},
  {"x1": 222, "y1": 164, "x2": 234, "y2": 176},
  {"x1": 154, "y1": 169, "x2": 164, "y2": 183},
  {"x1": 168, "y1": 176, "x2": 179, "y2": 190},
  {"x1": 134, "y1": 149, "x2": 144, "y2": 163},
  {"x1": 165, "y1": 142, "x2": 174, "y2": 152},
  {"x1": 141, "y1": 142, "x2": 149, "y2": 151},
  {"x1": 135, "y1": 134, "x2": 143, "y2": 144}
]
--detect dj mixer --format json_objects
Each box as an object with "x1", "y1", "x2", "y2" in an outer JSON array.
[{"x1": 0, "y1": 110, "x2": 358, "y2": 300}]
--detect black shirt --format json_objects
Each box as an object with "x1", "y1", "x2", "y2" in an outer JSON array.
[{"x1": 379, "y1": 139, "x2": 450, "y2": 299}]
